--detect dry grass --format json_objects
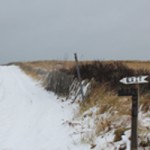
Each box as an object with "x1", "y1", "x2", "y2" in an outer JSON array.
[
  {"x1": 14, "y1": 60, "x2": 78, "y2": 81},
  {"x1": 14, "y1": 60, "x2": 96, "y2": 71},
  {"x1": 95, "y1": 118, "x2": 111, "y2": 136},
  {"x1": 17, "y1": 63, "x2": 42, "y2": 80},
  {"x1": 114, "y1": 128, "x2": 126, "y2": 142},
  {"x1": 13, "y1": 60, "x2": 149, "y2": 108},
  {"x1": 14, "y1": 60, "x2": 76, "y2": 81},
  {"x1": 78, "y1": 84, "x2": 132, "y2": 138},
  {"x1": 12, "y1": 60, "x2": 150, "y2": 116},
  {"x1": 79, "y1": 84, "x2": 131, "y2": 116},
  {"x1": 15, "y1": 60, "x2": 76, "y2": 71},
  {"x1": 123, "y1": 61, "x2": 150, "y2": 70},
  {"x1": 78, "y1": 85, "x2": 106, "y2": 114},
  {"x1": 98, "y1": 60, "x2": 150, "y2": 70},
  {"x1": 140, "y1": 95, "x2": 150, "y2": 112},
  {"x1": 13, "y1": 60, "x2": 150, "y2": 70},
  {"x1": 12, "y1": 60, "x2": 150, "y2": 81}
]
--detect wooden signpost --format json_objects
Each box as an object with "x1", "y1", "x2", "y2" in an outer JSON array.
[
  {"x1": 120, "y1": 76, "x2": 148, "y2": 85},
  {"x1": 118, "y1": 75, "x2": 148, "y2": 150}
]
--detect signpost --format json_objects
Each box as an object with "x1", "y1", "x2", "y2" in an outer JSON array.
[
  {"x1": 118, "y1": 75, "x2": 148, "y2": 150},
  {"x1": 120, "y1": 76, "x2": 148, "y2": 85}
]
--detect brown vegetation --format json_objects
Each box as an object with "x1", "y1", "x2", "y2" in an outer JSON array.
[
  {"x1": 9, "y1": 60, "x2": 150, "y2": 147},
  {"x1": 114, "y1": 128, "x2": 126, "y2": 142}
]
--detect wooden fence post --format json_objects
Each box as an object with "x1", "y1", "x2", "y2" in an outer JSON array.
[{"x1": 74, "y1": 53, "x2": 84, "y2": 101}]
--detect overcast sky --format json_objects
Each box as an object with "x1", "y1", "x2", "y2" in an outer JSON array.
[{"x1": 0, "y1": 0, "x2": 150, "y2": 64}]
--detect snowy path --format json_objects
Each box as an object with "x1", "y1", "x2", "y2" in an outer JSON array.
[{"x1": 0, "y1": 65, "x2": 87, "y2": 150}]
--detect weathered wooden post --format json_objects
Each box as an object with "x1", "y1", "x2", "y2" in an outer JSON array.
[
  {"x1": 74, "y1": 53, "x2": 84, "y2": 101},
  {"x1": 131, "y1": 86, "x2": 138, "y2": 150},
  {"x1": 119, "y1": 75, "x2": 148, "y2": 150}
]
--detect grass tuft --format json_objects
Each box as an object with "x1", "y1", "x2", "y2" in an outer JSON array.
[{"x1": 114, "y1": 128, "x2": 126, "y2": 142}]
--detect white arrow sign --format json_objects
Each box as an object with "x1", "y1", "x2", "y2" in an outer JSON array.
[{"x1": 120, "y1": 75, "x2": 149, "y2": 85}]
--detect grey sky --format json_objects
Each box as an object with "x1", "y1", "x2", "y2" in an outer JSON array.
[{"x1": 0, "y1": 0, "x2": 150, "y2": 64}]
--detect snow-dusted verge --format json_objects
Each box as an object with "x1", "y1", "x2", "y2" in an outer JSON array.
[{"x1": 70, "y1": 103, "x2": 150, "y2": 150}]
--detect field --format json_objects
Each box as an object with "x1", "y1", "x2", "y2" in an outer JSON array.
[{"x1": 9, "y1": 60, "x2": 150, "y2": 149}]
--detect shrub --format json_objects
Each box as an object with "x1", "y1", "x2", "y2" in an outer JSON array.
[
  {"x1": 45, "y1": 70, "x2": 73, "y2": 96},
  {"x1": 70, "y1": 61, "x2": 150, "y2": 94}
]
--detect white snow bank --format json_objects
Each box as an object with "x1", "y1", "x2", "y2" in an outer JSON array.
[{"x1": 0, "y1": 65, "x2": 88, "y2": 150}]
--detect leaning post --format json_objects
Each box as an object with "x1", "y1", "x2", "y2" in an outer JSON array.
[{"x1": 74, "y1": 53, "x2": 84, "y2": 101}]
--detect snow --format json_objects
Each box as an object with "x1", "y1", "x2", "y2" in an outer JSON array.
[
  {"x1": 0, "y1": 65, "x2": 149, "y2": 150},
  {"x1": 0, "y1": 65, "x2": 88, "y2": 150}
]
